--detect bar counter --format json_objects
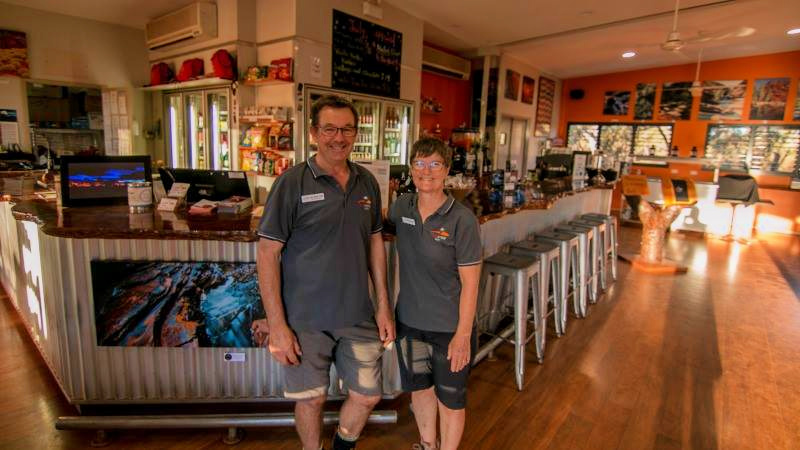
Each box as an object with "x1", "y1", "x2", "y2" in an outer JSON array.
[{"x1": 0, "y1": 187, "x2": 612, "y2": 405}]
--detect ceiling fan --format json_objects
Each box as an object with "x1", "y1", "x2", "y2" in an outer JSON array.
[{"x1": 660, "y1": 0, "x2": 755, "y2": 52}]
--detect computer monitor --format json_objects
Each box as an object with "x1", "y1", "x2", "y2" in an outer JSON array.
[
  {"x1": 158, "y1": 168, "x2": 251, "y2": 203},
  {"x1": 60, "y1": 155, "x2": 152, "y2": 207}
]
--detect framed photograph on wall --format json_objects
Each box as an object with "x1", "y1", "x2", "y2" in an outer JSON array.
[
  {"x1": 505, "y1": 69, "x2": 520, "y2": 100},
  {"x1": 535, "y1": 77, "x2": 556, "y2": 136},
  {"x1": 750, "y1": 78, "x2": 790, "y2": 120},
  {"x1": 603, "y1": 90, "x2": 631, "y2": 115},
  {"x1": 0, "y1": 29, "x2": 30, "y2": 77},
  {"x1": 634, "y1": 83, "x2": 656, "y2": 120},
  {"x1": 521, "y1": 76, "x2": 535, "y2": 104}
]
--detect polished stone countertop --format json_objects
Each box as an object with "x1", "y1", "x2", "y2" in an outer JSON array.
[
  {"x1": 9, "y1": 200, "x2": 260, "y2": 242},
  {"x1": 5, "y1": 184, "x2": 615, "y2": 242}
]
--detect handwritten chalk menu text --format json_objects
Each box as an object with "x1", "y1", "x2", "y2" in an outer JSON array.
[{"x1": 332, "y1": 9, "x2": 402, "y2": 99}]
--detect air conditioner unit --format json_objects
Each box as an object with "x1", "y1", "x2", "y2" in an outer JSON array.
[
  {"x1": 422, "y1": 45, "x2": 470, "y2": 80},
  {"x1": 146, "y1": 2, "x2": 218, "y2": 51}
]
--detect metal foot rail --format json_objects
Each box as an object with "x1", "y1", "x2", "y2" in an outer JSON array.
[{"x1": 56, "y1": 410, "x2": 398, "y2": 429}]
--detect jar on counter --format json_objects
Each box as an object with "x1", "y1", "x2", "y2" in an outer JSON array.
[{"x1": 128, "y1": 181, "x2": 153, "y2": 213}]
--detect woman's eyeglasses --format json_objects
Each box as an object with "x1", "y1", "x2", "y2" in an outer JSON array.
[
  {"x1": 411, "y1": 160, "x2": 446, "y2": 171},
  {"x1": 316, "y1": 126, "x2": 357, "y2": 137}
]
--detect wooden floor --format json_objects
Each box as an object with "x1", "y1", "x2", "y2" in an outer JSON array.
[{"x1": 1, "y1": 227, "x2": 799, "y2": 449}]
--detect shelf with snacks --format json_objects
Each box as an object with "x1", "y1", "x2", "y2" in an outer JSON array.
[
  {"x1": 239, "y1": 114, "x2": 292, "y2": 125},
  {"x1": 242, "y1": 79, "x2": 293, "y2": 87},
  {"x1": 354, "y1": 143, "x2": 374, "y2": 147},
  {"x1": 242, "y1": 58, "x2": 294, "y2": 87}
]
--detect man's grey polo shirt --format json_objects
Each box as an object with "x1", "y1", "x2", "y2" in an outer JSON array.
[
  {"x1": 388, "y1": 194, "x2": 482, "y2": 333},
  {"x1": 257, "y1": 156, "x2": 383, "y2": 332}
]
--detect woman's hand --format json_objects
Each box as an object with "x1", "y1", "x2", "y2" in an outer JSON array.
[{"x1": 447, "y1": 331, "x2": 472, "y2": 373}]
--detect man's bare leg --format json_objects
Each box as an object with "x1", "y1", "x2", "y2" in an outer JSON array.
[
  {"x1": 337, "y1": 390, "x2": 381, "y2": 442},
  {"x1": 296, "y1": 395, "x2": 326, "y2": 449}
]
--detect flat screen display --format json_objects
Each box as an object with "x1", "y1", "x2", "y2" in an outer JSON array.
[{"x1": 60, "y1": 155, "x2": 152, "y2": 206}]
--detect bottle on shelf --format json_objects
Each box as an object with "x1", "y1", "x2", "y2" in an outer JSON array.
[
  {"x1": 690, "y1": 146, "x2": 698, "y2": 158},
  {"x1": 670, "y1": 145, "x2": 679, "y2": 157},
  {"x1": 482, "y1": 144, "x2": 492, "y2": 174}
]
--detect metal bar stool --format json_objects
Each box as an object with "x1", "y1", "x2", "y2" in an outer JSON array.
[
  {"x1": 553, "y1": 223, "x2": 598, "y2": 305},
  {"x1": 475, "y1": 252, "x2": 543, "y2": 390},
  {"x1": 510, "y1": 239, "x2": 563, "y2": 341},
  {"x1": 582, "y1": 213, "x2": 618, "y2": 281},
  {"x1": 571, "y1": 218, "x2": 608, "y2": 291},
  {"x1": 534, "y1": 231, "x2": 586, "y2": 320}
]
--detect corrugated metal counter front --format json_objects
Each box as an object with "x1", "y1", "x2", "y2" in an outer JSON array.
[{"x1": 0, "y1": 188, "x2": 611, "y2": 405}]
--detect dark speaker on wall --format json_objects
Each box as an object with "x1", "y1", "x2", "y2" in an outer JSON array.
[{"x1": 569, "y1": 89, "x2": 585, "y2": 100}]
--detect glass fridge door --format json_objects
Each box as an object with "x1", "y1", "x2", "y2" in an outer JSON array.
[
  {"x1": 165, "y1": 93, "x2": 185, "y2": 168},
  {"x1": 351, "y1": 97, "x2": 380, "y2": 161},
  {"x1": 381, "y1": 102, "x2": 412, "y2": 164},
  {"x1": 184, "y1": 92, "x2": 206, "y2": 169},
  {"x1": 206, "y1": 89, "x2": 231, "y2": 170}
]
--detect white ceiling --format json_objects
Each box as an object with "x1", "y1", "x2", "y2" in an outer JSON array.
[
  {"x1": 390, "y1": 0, "x2": 800, "y2": 78},
  {"x1": 5, "y1": 0, "x2": 800, "y2": 79}
]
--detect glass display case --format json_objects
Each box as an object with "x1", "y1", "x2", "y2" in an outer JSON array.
[
  {"x1": 301, "y1": 85, "x2": 414, "y2": 164},
  {"x1": 164, "y1": 87, "x2": 231, "y2": 170}
]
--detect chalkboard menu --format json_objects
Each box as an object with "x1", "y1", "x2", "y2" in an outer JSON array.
[{"x1": 332, "y1": 9, "x2": 402, "y2": 99}]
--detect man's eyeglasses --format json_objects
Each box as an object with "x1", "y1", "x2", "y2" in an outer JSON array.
[
  {"x1": 316, "y1": 125, "x2": 357, "y2": 137},
  {"x1": 411, "y1": 160, "x2": 446, "y2": 171}
]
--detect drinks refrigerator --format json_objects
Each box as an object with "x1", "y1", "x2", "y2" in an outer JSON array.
[
  {"x1": 300, "y1": 85, "x2": 415, "y2": 164},
  {"x1": 164, "y1": 87, "x2": 232, "y2": 170}
]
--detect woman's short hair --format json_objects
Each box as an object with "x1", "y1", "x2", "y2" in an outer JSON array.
[
  {"x1": 410, "y1": 137, "x2": 452, "y2": 167},
  {"x1": 310, "y1": 95, "x2": 359, "y2": 127}
]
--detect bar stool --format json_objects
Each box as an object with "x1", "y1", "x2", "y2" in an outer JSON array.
[
  {"x1": 510, "y1": 239, "x2": 563, "y2": 338},
  {"x1": 534, "y1": 231, "x2": 586, "y2": 320},
  {"x1": 476, "y1": 252, "x2": 543, "y2": 390},
  {"x1": 553, "y1": 223, "x2": 598, "y2": 304},
  {"x1": 571, "y1": 218, "x2": 608, "y2": 291},
  {"x1": 582, "y1": 213, "x2": 618, "y2": 281}
]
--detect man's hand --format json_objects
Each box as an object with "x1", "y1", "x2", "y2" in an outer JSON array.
[
  {"x1": 267, "y1": 322, "x2": 302, "y2": 366},
  {"x1": 251, "y1": 319, "x2": 270, "y2": 347},
  {"x1": 447, "y1": 331, "x2": 471, "y2": 373},
  {"x1": 375, "y1": 303, "x2": 396, "y2": 349}
]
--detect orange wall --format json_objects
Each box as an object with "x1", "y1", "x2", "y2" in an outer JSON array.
[
  {"x1": 560, "y1": 50, "x2": 800, "y2": 234},
  {"x1": 420, "y1": 71, "x2": 471, "y2": 140},
  {"x1": 558, "y1": 50, "x2": 800, "y2": 158}
]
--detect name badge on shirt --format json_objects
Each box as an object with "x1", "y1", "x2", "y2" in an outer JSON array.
[
  {"x1": 402, "y1": 216, "x2": 416, "y2": 226},
  {"x1": 301, "y1": 193, "x2": 325, "y2": 203}
]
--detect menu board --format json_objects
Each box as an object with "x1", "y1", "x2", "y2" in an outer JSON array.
[{"x1": 332, "y1": 9, "x2": 402, "y2": 99}]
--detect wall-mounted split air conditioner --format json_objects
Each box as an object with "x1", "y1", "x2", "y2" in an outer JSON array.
[
  {"x1": 422, "y1": 45, "x2": 471, "y2": 80},
  {"x1": 146, "y1": 2, "x2": 218, "y2": 51}
]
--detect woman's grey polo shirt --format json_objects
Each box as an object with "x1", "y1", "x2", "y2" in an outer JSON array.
[
  {"x1": 388, "y1": 194, "x2": 482, "y2": 333},
  {"x1": 257, "y1": 156, "x2": 383, "y2": 332}
]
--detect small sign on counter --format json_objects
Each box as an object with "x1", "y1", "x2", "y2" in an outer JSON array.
[{"x1": 157, "y1": 197, "x2": 180, "y2": 211}]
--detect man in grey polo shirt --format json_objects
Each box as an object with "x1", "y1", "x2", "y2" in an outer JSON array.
[{"x1": 256, "y1": 95, "x2": 395, "y2": 450}]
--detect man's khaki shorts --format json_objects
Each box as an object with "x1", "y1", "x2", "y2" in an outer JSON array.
[{"x1": 280, "y1": 319, "x2": 384, "y2": 400}]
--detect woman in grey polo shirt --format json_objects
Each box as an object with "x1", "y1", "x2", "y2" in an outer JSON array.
[{"x1": 387, "y1": 138, "x2": 482, "y2": 450}]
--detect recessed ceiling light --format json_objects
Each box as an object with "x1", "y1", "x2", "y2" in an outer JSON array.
[
  {"x1": 787, "y1": 28, "x2": 800, "y2": 35},
  {"x1": 622, "y1": 51, "x2": 637, "y2": 58}
]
